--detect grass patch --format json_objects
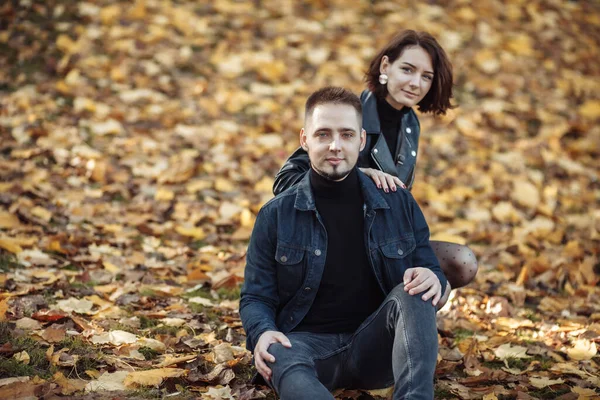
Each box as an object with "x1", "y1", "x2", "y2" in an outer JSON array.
[
  {"x1": 528, "y1": 386, "x2": 571, "y2": 399},
  {"x1": 0, "y1": 322, "x2": 55, "y2": 378},
  {"x1": 188, "y1": 304, "x2": 221, "y2": 324},
  {"x1": 0, "y1": 252, "x2": 22, "y2": 272},
  {"x1": 139, "y1": 288, "x2": 160, "y2": 298},
  {"x1": 140, "y1": 315, "x2": 160, "y2": 329},
  {"x1": 181, "y1": 286, "x2": 212, "y2": 299},
  {"x1": 139, "y1": 346, "x2": 160, "y2": 361},
  {"x1": 433, "y1": 387, "x2": 454, "y2": 399},
  {"x1": 217, "y1": 286, "x2": 241, "y2": 300},
  {"x1": 453, "y1": 328, "x2": 474, "y2": 343}
]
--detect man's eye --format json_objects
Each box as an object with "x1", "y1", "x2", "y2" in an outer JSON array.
[{"x1": 343, "y1": 132, "x2": 354, "y2": 138}]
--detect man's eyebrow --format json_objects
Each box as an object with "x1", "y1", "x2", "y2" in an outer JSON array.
[{"x1": 402, "y1": 62, "x2": 434, "y2": 75}]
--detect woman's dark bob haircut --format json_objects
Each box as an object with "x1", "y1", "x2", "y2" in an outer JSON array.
[{"x1": 365, "y1": 30, "x2": 455, "y2": 115}]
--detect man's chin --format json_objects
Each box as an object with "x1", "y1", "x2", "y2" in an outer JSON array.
[{"x1": 314, "y1": 166, "x2": 351, "y2": 181}]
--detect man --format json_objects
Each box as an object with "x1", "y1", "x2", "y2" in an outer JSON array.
[{"x1": 240, "y1": 87, "x2": 446, "y2": 399}]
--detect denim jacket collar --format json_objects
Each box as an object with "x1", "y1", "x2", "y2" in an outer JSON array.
[{"x1": 294, "y1": 168, "x2": 390, "y2": 212}]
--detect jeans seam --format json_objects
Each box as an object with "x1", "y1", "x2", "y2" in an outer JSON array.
[{"x1": 393, "y1": 296, "x2": 413, "y2": 397}]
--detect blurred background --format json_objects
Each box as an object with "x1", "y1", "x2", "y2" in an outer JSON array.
[{"x1": 0, "y1": 0, "x2": 599, "y2": 398}]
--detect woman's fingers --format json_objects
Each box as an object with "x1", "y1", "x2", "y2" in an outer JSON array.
[{"x1": 384, "y1": 174, "x2": 397, "y2": 192}]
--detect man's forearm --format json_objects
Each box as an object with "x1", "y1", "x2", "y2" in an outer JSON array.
[{"x1": 239, "y1": 295, "x2": 279, "y2": 352}]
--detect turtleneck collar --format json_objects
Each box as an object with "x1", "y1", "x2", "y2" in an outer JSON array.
[
  {"x1": 377, "y1": 96, "x2": 407, "y2": 122},
  {"x1": 310, "y1": 166, "x2": 361, "y2": 200}
]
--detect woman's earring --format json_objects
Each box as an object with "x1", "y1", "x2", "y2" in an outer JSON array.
[{"x1": 378, "y1": 74, "x2": 388, "y2": 85}]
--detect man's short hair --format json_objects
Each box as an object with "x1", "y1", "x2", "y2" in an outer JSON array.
[{"x1": 304, "y1": 87, "x2": 362, "y2": 124}]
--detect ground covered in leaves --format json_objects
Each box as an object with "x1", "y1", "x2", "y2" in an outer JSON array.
[{"x1": 0, "y1": 0, "x2": 599, "y2": 399}]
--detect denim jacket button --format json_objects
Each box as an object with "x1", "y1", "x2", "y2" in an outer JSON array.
[
  {"x1": 289, "y1": 316, "x2": 294, "y2": 321},
  {"x1": 411, "y1": 150, "x2": 416, "y2": 157},
  {"x1": 314, "y1": 249, "x2": 321, "y2": 256},
  {"x1": 304, "y1": 287, "x2": 311, "y2": 291},
  {"x1": 280, "y1": 256, "x2": 287, "y2": 263},
  {"x1": 397, "y1": 249, "x2": 404, "y2": 256},
  {"x1": 406, "y1": 127, "x2": 412, "y2": 133},
  {"x1": 373, "y1": 148, "x2": 378, "y2": 154}
]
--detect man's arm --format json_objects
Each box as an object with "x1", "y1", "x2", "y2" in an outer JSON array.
[
  {"x1": 273, "y1": 147, "x2": 310, "y2": 196},
  {"x1": 239, "y1": 205, "x2": 280, "y2": 352}
]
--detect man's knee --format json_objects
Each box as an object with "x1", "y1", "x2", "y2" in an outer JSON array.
[{"x1": 388, "y1": 282, "x2": 437, "y2": 312}]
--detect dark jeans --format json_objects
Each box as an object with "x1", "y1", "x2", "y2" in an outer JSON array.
[{"x1": 265, "y1": 283, "x2": 438, "y2": 400}]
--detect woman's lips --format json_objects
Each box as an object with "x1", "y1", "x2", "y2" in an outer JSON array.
[{"x1": 402, "y1": 90, "x2": 418, "y2": 98}]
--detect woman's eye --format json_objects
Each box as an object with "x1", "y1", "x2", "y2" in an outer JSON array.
[
  {"x1": 423, "y1": 75, "x2": 433, "y2": 81},
  {"x1": 402, "y1": 67, "x2": 412, "y2": 73}
]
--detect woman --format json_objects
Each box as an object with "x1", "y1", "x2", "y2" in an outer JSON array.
[{"x1": 273, "y1": 30, "x2": 477, "y2": 304}]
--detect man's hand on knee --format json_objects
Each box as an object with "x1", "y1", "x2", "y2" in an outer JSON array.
[
  {"x1": 254, "y1": 330, "x2": 292, "y2": 382},
  {"x1": 403, "y1": 267, "x2": 442, "y2": 307}
]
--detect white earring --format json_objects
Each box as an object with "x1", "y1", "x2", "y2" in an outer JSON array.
[{"x1": 378, "y1": 74, "x2": 388, "y2": 85}]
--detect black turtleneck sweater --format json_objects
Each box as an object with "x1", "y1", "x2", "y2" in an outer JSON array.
[
  {"x1": 294, "y1": 168, "x2": 385, "y2": 333},
  {"x1": 377, "y1": 96, "x2": 408, "y2": 156}
]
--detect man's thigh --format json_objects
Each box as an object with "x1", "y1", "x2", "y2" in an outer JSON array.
[
  {"x1": 342, "y1": 283, "x2": 438, "y2": 389},
  {"x1": 266, "y1": 332, "x2": 345, "y2": 390}
]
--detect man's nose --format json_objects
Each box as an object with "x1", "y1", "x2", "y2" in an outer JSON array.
[{"x1": 329, "y1": 137, "x2": 341, "y2": 151}]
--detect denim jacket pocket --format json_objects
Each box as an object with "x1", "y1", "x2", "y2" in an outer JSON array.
[
  {"x1": 379, "y1": 236, "x2": 416, "y2": 287},
  {"x1": 275, "y1": 243, "x2": 306, "y2": 305}
]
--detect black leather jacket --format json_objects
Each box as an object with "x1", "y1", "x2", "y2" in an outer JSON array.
[{"x1": 273, "y1": 90, "x2": 421, "y2": 195}]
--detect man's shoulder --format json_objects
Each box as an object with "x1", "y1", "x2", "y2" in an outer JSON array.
[{"x1": 258, "y1": 185, "x2": 298, "y2": 214}]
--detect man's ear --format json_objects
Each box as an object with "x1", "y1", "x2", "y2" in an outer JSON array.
[
  {"x1": 359, "y1": 128, "x2": 367, "y2": 152},
  {"x1": 380, "y1": 55, "x2": 389, "y2": 75},
  {"x1": 300, "y1": 128, "x2": 308, "y2": 151}
]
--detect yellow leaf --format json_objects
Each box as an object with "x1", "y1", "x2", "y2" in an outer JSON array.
[
  {"x1": 53, "y1": 372, "x2": 87, "y2": 395},
  {"x1": 483, "y1": 394, "x2": 498, "y2": 400},
  {"x1": 214, "y1": 178, "x2": 235, "y2": 192},
  {"x1": 567, "y1": 339, "x2": 597, "y2": 361},
  {"x1": 100, "y1": 5, "x2": 121, "y2": 25},
  {"x1": 155, "y1": 354, "x2": 197, "y2": 368},
  {"x1": 254, "y1": 176, "x2": 274, "y2": 193},
  {"x1": 0, "y1": 211, "x2": 21, "y2": 229},
  {"x1": 30, "y1": 206, "x2": 53, "y2": 222},
  {"x1": 175, "y1": 226, "x2": 206, "y2": 240},
  {"x1": 494, "y1": 343, "x2": 531, "y2": 360},
  {"x1": 511, "y1": 180, "x2": 540, "y2": 209},
  {"x1": 103, "y1": 261, "x2": 121, "y2": 273},
  {"x1": 529, "y1": 376, "x2": 565, "y2": 389},
  {"x1": 186, "y1": 180, "x2": 212, "y2": 193},
  {"x1": 13, "y1": 351, "x2": 29, "y2": 364},
  {"x1": 124, "y1": 368, "x2": 187, "y2": 388},
  {"x1": 0, "y1": 237, "x2": 23, "y2": 254},
  {"x1": 578, "y1": 100, "x2": 600, "y2": 119},
  {"x1": 572, "y1": 386, "x2": 599, "y2": 397},
  {"x1": 56, "y1": 34, "x2": 77, "y2": 54}
]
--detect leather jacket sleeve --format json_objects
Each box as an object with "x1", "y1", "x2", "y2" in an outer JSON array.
[{"x1": 273, "y1": 146, "x2": 310, "y2": 196}]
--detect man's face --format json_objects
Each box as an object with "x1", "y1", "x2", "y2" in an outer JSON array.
[{"x1": 300, "y1": 103, "x2": 366, "y2": 181}]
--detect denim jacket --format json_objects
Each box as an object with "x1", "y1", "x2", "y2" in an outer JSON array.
[
  {"x1": 273, "y1": 90, "x2": 421, "y2": 195},
  {"x1": 240, "y1": 169, "x2": 446, "y2": 352}
]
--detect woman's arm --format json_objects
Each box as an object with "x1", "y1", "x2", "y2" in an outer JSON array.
[{"x1": 272, "y1": 147, "x2": 310, "y2": 195}]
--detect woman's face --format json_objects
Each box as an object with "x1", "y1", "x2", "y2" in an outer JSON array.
[{"x1": 380, "y1": 46, "x2": 434, "y2": 110}]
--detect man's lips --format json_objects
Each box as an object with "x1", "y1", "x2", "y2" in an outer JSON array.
[{"x1": 326, "y1": 158, "x2": 343, "y2": 165}]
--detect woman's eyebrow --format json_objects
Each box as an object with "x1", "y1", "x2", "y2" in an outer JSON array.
[{"x1": 401, "y1": 62, "x2": 434, "y2": 75}]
